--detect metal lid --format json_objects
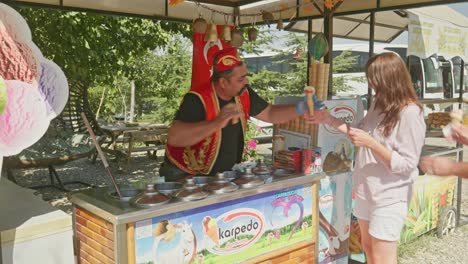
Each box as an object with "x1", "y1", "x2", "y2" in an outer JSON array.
[
  {"x1": 203, "y1": 173, "x2": 239, "y2": 194},
  {"x1": 155, "y1": 182, "x2": 183, "y2": 196},
  {"x1": 131, "y1": 184, "x2": 171, "y2": 208},
  {"x1": 252, "y1": 159, "x2": 272, "y2": 175},
  {"x1": 234, "y1": 169, "x2": 264, "y2": 188},
  {"x1": 107, "y1": 188, "x2": 141, "y2": 202},
  {"x1": 176, "y1": 179, "x2": 209, "y2": 201}
]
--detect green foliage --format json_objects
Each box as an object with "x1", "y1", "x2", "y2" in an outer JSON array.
[
  {"x1": 88, "y1": 35, "x2": 192, "y2": 123},
  {"x1": 242, "y1": 122, "x2": 261, "y2": 162},
  {"x1": 17, "y1": 7, "x2": 190, "y2": 86},
  {"x1": 246, "y1": 31, "x2": 364, "y2": 99}
]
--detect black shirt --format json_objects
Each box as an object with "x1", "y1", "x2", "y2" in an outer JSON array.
[{"x1": 169, "y1": 86, "x2": 268, "y2": 175}]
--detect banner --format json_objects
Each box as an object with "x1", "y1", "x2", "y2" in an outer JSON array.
[{"x1": 408, "y1": 11, "x2": 468, "y2": 60}]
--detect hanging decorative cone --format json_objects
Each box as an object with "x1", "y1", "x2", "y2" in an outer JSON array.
[
  {"x1": 277, "y1": 18, "x2": 284, "y2": 31},
  {"x1": 248, "y1": 27, "x2": 258, "y2": 42},
  {"x1": 193, "y1": 17, "x2": 207, "y2": 33},
  {"x1": 222, "y1": 25, "x2": 232, "y2": 41},
  {"x1": 261, "y1": 11, "x2": 274, "y2": 27},
  {"x1": 204, "y1": 24, "x2": 218, "y2": 45},
  {"x1": 230, "y1": 28, "x2": 244, "y2": 47}
]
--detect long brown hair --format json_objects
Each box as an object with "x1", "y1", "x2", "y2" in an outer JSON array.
[{"x1": 366, "y1": 52, "x2": 422, "y2": 137}]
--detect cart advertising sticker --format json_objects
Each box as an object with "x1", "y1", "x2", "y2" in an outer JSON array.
[{"x1": 133, "y1": 185, "x2": 314, "y2": 264}]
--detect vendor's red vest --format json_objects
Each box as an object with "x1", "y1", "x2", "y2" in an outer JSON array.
[{"x1": 166, "y1": 83, "x2": 250, "y2": 175}]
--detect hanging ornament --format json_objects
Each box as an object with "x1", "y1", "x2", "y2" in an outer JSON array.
[
  {"x1": 193, "y1": 16, "x2": 207, "y2": 33},
  {"x1": 205, "y1": 23, "x2": 218, "y2": 45},
  {"x1": 277, "y1": 11, "x2": 284, "y2": 31},
  {"x1": 169, "y1": 0, "x2": 185, "y2": 6},
  {"x1": 222, "y1": 15, "x2": 231, "y2": 41},
  {"x1": 261, "y1": 10, "x2": 274, "y2": 27},
  {"x1": 248, "y1": 16, "x2": 258, "y2": 42},
  {"x1": 230, "y1": 16, "x2": 244, "y2": 48}
]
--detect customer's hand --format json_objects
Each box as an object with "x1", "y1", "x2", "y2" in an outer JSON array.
[
  {"x1": 419, "y1": 156, "x2": 455, "y2": 176},
  {"x1": 216, "y1": 103, "x2": 242, "y2": 128},
  {"x1": 348, "y1": 127, "x2": 376, "y2": 148},
  {"x1": 447, "y1": 124, "x2": 468, "y2": 145}
]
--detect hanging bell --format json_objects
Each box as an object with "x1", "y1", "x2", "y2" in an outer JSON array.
[
  {"x1": 277, "y1": 18, "x2": 284, "y2": 31},
  {"x1": 222, "y1": 25, "x2": 231, "y2": 41},
  {"x1": 193, "y1": 17, "x2": 207, "y2": 33},
  {"x1": 248, "y1": 27, "x2": 258, "y2": 42},
  {"x1": 261, "y1": 11, "x2": 274, "y2": 27},
  {"x1": 230, "y1": 28, "x2": 244, "y2": 48},
  {"x1": 204, "y1": 24, "x2": 218, "y2": 45}
]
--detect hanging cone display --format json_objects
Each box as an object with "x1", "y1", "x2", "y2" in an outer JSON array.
[
  {"x1": 230, "y1": 28, "x2": 244, "y2": 47},
  {"x1": 204, "y1": 24, "x2": 218, "y2": 45},
  {"x1": 193, "y1": 17, "x2": 207, "y2": 33},
  {"x1": 248, "y1": 27, "x2": 258, "y2": 42},
  {"x1": 261, "y1": 10, "x2": 274, "y2": 27},
  {"x1": 222, "y1": 25, "x2": 231, "y2": 41},
  {"x1": 277, "y1": 18, "x2": 284, "y2": 30},
  {"x1": 308, "y1": 33, "x2": 329, "y2": 61}
]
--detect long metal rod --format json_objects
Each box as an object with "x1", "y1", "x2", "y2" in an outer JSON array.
[
  {"x1": 80, "y1": 112, "x2": 122, "y2": 199},
  {"x1": 367, "y1": 11, "x2": 375, "y2": 109},
  {"x1": 4, "y1": 0, "x2": 467, "y2": 26},
  {"x1": 306, "y1": 18, "x2": 312, "y2": 86}
]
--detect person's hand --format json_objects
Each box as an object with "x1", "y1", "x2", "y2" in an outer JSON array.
[
  {"x1": 215, "y1": 103, "x2": 242, "y2": 128},
  {"x1": 294, "y1": 95, "x2": 325, "y2": 115},
  {"x1": 447, "y1": 124, "x2": 468, "y2": 145},
  {"x1": 304, "y1": 109, "x2": 333, "y2": 125},
  {"x1": 348, "y1": 127, "x2": 376, "y2": 148},
  {"x1": 419, "y1": 156, "x2": 455, "y2": 176}
]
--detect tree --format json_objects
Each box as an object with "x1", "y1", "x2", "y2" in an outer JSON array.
[
  {"x1": 88, "y1": 35, "x2": 193, "y2": 123},
  {"x1": 17, "y1": 7, "x2": 191, "y2": 86}
]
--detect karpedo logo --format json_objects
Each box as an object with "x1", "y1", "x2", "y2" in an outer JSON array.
[
  {"x1": 319, "y1": 194, "x2": 334, "y2": 208},
  {"x1": 324, "y1": 106, "x2": 356, "y2": 134},
  {"x1": 202, "y1": 208, "x2": 265, "y2": 255}
]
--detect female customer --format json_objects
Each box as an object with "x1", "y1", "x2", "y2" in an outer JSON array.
[{"x1": 309, "y1": 52, "x2": 426, "y2": 264}]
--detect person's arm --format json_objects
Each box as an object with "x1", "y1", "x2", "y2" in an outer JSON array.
[
  {"x1": 255, "y1": 104, "x2": 298, "y2": 124},
  {"x1": 306, "y1": 109, "x2": 350, "y2": 134},
  {"x1": 449, "y1": 124, "x2": 468, "y2": 145},
  {"x1": 370, "y1": 106, "x2": 426, "y2": 175},
  {"x1": 420, "y1": 156, "x2": 468, "y2": 178},
  {"x1": 166, "y1": 94, "x2": 240, "y2": 147}
]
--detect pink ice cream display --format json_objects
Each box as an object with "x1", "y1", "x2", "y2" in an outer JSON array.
[
  {"x1": 0, "y1": 80, "x2": 49, "y2": 156},
  {"x1": 39, "y1": 59, "x2": 69, "y2": 120},
  {"x1": 0, "y1": 22, "x2": 40, "y2": 84},
  {"x1": 0, "y1": 4, "x2": 69, "y2": 158},
  {"x1": 0, "y1": 3, "x2": 32, "y2": 43}
]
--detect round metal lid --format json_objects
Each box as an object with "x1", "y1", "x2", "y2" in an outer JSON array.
[
  {"x1": 234, "y1": 169, "x2": 264, "y2": 188},
  {"x1": 252, "y1": 159, "x2": 272, "y2": 175},
  {"x1": 176, "y1": 179, "x2": 209, "y2": 201},
  {"x1": 203, "y1": 173, "x2": 239, "y2": 194},
  {"x1": 131, "y1": 184, "x2": 171, "y2": 208}
]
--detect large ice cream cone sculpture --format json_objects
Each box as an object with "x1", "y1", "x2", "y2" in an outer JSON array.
[{"x1": 203, "y1": 216, "x2": 220, "y2": 246}]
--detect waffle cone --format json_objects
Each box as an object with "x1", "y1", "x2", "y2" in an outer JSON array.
[{"x1": 206, "y1": 226, "x2": 220, "y2": 246}]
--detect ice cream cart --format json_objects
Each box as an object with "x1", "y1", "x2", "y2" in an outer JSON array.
[{"x1": 71, "y1": 173, "x2": 324, "y2": 264}]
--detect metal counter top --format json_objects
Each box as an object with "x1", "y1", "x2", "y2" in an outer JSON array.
[{"x1": 71, "y1": 173, "x2": 325, "y2": 225}]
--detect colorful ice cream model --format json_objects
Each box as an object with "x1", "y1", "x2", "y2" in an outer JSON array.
[{"x1": 0, "y1": 3, "x2": 68, "y2": 172}]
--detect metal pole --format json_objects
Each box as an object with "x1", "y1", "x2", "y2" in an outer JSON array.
[
  {"x1": 307, "y1": 19, "x2": 312, "y2": 86},
  {"x1": 324, "y1": 9, "x2": 333, "y2": 99},
  {"x1": 367, "y1": 11, "x2": 376, "y2": 109},
  {"x1": 457, "y1": 59, "x2": 465, "y2": 226}
]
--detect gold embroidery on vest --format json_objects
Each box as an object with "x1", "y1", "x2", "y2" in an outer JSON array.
[{"x1": 182, "y1": 135, "x2": 212, "y2": 171}]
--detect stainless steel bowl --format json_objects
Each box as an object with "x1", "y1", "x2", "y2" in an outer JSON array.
[
  {"x1": 155, "y1": 182, "x2": 183, "y2": 196},
  {"x1": 192, "y1": 176, "x2": 213, "y2": 187}
]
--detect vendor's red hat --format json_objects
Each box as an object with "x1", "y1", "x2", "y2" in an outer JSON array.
[{"x1": 213, "y1": 47, "x2": 242, "y2": 73}]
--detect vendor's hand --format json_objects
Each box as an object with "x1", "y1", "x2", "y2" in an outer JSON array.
[
  {"x1": 419, "y1": 156, "x2": 455, "y2": 176},
  {"x1": 304, "y1": 109, "x2": 333, "y2": 125},
  {"x1": 348, "y1": 127, "x2": 376, "y2": 148},
  {"x1": 447, "y1": 124, "x2": 468, "y2": 145},
  {"x1": 216, "y1": 103, "x2": 242, "y2": 128},
  {"x1": 294, "y1": 96, "x2": 325, "y2": 115}
]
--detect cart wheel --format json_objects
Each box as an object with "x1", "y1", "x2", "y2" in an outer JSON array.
[{"x1": 437, "y1": 206, "x2": 457, "y2": 238}]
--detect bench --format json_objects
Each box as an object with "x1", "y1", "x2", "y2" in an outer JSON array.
[{"x1": 115, "y1": 129, "x2": 168, "y2": 172}]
